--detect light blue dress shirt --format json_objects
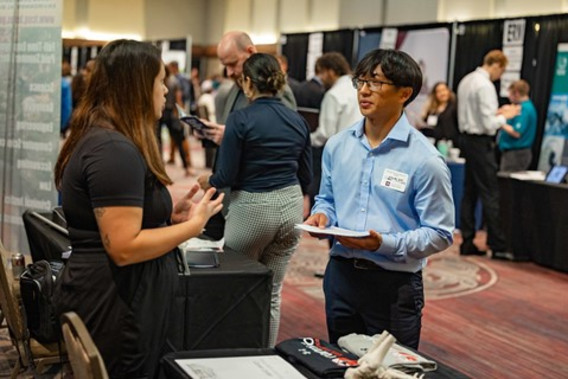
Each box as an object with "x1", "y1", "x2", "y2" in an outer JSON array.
[{"x1": 312, "y1": 113, "x2": 455, "y2": 273}]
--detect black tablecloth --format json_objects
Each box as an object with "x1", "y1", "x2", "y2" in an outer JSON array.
[
  {"x1": 168, "y1": 249, "x2": 273, "y2": 350},
  {"x1": 160, "y1": 347, "x2": 470, "y2": 379},
  {"x1": 499, "y1": 174, "x2": 568, "y2": 271}
]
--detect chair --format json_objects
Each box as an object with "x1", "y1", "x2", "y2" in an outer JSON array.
[
  {"x1": 61, "y1": 312, "x2": 108, "y2": 379},
  {"x1": 0, "y1": 239, "x2": 65, "y2": 378},
  {"x1": 22, "y1": 208, "x2": 70, "y2": 262}
]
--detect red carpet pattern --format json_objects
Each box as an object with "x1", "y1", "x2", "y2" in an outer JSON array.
[{"x1": 286, "y1": 233, "x2": 498, "y2": 302}]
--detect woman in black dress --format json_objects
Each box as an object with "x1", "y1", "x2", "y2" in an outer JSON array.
[{"x1": 53, "y1": 40, "x2": 224, "y2": 378}]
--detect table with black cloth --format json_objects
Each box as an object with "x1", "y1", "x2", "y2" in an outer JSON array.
[
  {"x1": 167, "y1": 248, "x2": 272, "y2": 350},
  {"x1": 498, "y1": 174, "x2": 568, "y2": 271},
  {"x1": 159, "y1": 347, "x2": 470, "y2": 379}
]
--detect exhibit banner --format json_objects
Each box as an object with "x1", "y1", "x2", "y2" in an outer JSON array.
[
  {"x1": 0, "y1": 0, "x2": 62, "y2": 252},
  {"x1": 538, "y1": 43, "x2": 568, "y2": 172},
  {"x1": 394, "y1": 27, "x2": 451, "y2": 128}
]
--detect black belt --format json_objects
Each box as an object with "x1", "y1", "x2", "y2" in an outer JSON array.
[
  {"x1": 462, "y1": 133, "x2": 494, "y2": 139},
  {"x1": 332, "y1": 256, "x2": 386, "y2": 271}
]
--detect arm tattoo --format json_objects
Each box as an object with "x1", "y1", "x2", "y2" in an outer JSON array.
[{"x1": 94, "y1": 207, "x2": 106, "y2": 219}]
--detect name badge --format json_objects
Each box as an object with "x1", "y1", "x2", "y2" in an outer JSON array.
[
  {"x1": 426, "y1": 114, "x2": 438, "y2": 127},
  {"x1": 380, "y1": 169, "x2": 408, "y2": 192}
]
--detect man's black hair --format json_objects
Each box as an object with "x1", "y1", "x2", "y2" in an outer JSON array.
[{"x1": 354, "y1": 49, "x2": 423, "y2": 107}]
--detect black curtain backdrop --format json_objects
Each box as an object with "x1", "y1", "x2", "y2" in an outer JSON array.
[
  {"x1": 281, "y1": 33, "x2": 309, "y2": 81},
  {"x1": 281, "y1": 13, "x2": 568, "y2": 167},
  {"x1": 452, "y1": 20, "x2": 504, "y2": 96},
  {"x1": 522, "y1": 14, "x2": 568, "y2": 169},
  {"x1": 322, "y1": 29, "x2": 355, "y2": 68}
]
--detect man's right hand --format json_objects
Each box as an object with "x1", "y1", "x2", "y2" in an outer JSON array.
[
  {"x1": 195, "y1": 120, "x2": 225, "y2": 145},
  {"x1": 498, "y1": 104, "x2": 521, "y2": 119},
  {"x1": 304, "y1": 213, "x2": 328, "y2": 238}
]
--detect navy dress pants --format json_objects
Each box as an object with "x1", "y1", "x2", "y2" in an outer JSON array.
[{"x1": 323, "y1": 256, "x2": 424, "y2": 349}]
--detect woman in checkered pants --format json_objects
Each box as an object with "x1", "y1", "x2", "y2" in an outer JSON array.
[{"x1": 198, "y1": 53, "x2": 312, "y2": 346}]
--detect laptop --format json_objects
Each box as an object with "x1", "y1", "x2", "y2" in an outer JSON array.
[{"x1": 545, "y1": 165, "x2": 568, "y2": 184}]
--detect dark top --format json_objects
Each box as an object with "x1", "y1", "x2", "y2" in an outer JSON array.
[
  {"x1": 55, "y1": 127, "x2": 178, "y2": 378},
  {"x1": 422, "y1": 100, "x2": 460, "y2": 148},
  {"x1": 294, "y1": 77, "x2": 325, "y2": 109},
  {"x1": 209, "y1": 97, "x2": 312, "y2": 193}
]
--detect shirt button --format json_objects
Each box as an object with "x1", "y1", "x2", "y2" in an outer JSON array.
[{"x1": 361, "y1": 208, "x2": 366, "y2": 212}]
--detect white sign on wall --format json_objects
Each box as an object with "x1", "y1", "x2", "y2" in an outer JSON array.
[{"x1": 501, "y1": 19, "x2": 525, "y2": 97}]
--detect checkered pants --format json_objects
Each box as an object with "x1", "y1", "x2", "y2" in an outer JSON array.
[{"x1": 224, "y1": 185, "x2": 303, "y2": 347}]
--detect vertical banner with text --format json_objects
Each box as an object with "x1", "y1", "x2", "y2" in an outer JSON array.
[
  {"x1": 0, "y1": 0, "x2": 61, "y2": 253},
  {"x1": 538, "y1": 43, "x2": 568, "y2": 172}
]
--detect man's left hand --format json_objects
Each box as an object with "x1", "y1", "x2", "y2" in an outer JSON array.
[
  {"x1": 336, "y1": 230, "x2": 382, "y2": 251},
  {"x1": 197, "y1": 174, "x2": 212, "y2": 191}
]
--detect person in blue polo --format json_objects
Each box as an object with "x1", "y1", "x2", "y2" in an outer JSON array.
[
  {"x1": 498, "y1": 79, "x2": 537, "y2": 172},
  {"x1": 304, "y1": 49, "x2": 454, "y2": 349}
]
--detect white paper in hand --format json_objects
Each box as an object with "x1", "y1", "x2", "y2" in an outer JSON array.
[{"x1": 295, "y1": 224, "x2": 370, "y2": 238}]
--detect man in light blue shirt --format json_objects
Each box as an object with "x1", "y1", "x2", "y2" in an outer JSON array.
[{"x1": 305, "y1": 49, "x2": 454, "y2": 349}]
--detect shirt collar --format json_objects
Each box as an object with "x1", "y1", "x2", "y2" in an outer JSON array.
[
  {"x1": 352, "y1": 112, "x2": 412, "y2": 143},
  {"x1": 475, "y1": 66, "x2": 490, "y2": 80}
]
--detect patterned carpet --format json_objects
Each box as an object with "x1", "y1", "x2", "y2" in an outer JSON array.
[
  {"x1": 4, "y1": 142, "x2": 565, "y2": 377},
  {"x1": 286, "y1": 231, "x2": 498, "y2": 302}
]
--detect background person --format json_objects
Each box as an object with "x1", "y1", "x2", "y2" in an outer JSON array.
[
  {"x1": 197, "y1": 53, "x2": 312, "y2": 347},
  {"x1": 203, "y1": 31, "x2": 297, "y2": 146},
  {"x1": 305, "y1": 49, "x2": 454, "y2": 349},
  {"x1": 309, "y1": 52, "x2": 360, "y2": 210},
  {"x1": 420, "y1": 81, "x2": 459, "y2": 148},
  {"x1": 159, "y1": 64, "x2": 194, "y2": 176},
  {"x1": 197, "y1": 31, "x2": 298, "y2": 240},
  {"x1": 53, "y1": 40, "x2": 223, "y2": 378},
  {"x1": 457, "y1": 50, "x2": 519, "y2": 258},
  {"x1": 498, "y1": 79, "x2": 537, "y2": 172}
]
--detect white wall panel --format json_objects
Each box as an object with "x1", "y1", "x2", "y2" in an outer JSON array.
[
  {"x1": 224, "y1": 0, "x2": 251, "y2": 33},
  {"x1": 386, "y1": 0, "x2": 438, "y2": 25},
  {"x1": 339, "y1": 0, "x2": 384, "y2": 28},
  {"x1": 310, "y1": 0, "x2": 340, "y2": 31},
  {"x1": 279, "y1": 0, "x2": 310, "y2": 33}
]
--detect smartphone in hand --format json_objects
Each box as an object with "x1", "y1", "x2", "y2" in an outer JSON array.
[{"x1": 175, "y1": 104, "x2": 210, "y2": 133}]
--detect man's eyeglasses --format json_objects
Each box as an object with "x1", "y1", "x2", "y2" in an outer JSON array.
[{"x1": 352, "y1": 77, "x2": 394, "y2": 92}]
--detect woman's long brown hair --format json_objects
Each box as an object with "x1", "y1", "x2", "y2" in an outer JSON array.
[
  {"x1": 54, "y1": 39, "x2": 172, "y2": 188},
  {"x1": 424, "y1": 81, "x2": 455, "y2": 116}
]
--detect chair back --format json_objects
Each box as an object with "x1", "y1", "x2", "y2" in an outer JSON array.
[
  {"x1": 0, "y1": 240, "x2": 27, "y2": 341},
  {"x1": 61, "y1": 312, "x2": 108, "y2": 379},
  {"x1": 22, "y1": 209, "x2": 70, "y2": 262}
]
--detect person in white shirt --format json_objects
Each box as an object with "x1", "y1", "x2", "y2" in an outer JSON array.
[
  {"x1": 457, "y1": 50, "x2": 519, "y2": 259},
  {"x1": 197, "y1": 79, "x2": 216, "y2": 123},
  {"x1": 309, "y1": 52, "x2": 361, "y2": 207},
  {"x1": 311, "y1": 52, "x2": 361, "y2": 148}
]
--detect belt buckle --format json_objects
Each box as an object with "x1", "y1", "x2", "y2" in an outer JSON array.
[{"x1": 353, "y1": 258, "x2": 371, "y2": 270}]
